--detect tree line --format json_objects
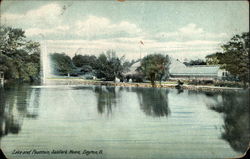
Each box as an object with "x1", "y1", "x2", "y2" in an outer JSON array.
[
  {"x1": 1, "y1": 26, "x2": 249, "y2": 87},
  {"x1": 50, "y1": 50, "x2": 170, "y2": 86},
  {"x1": 50, "y1": 50, "x2": 130, "y2": 80}
]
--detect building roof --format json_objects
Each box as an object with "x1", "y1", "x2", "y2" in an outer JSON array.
[
  {"x1": 123, "y1": 61, "x2": 141, "y2": 75},
  {"x1": 131, "y1": 61, "x2": 141, "y2": 71},
  {"x1": 123, "y1": 57, "x2": 221, "y2": 77},
  {"x1": 169, "y1": 57, "x2": 187, "y2": 73},
  {"x1": 170, "y1": 65, "x2": 220, "y2": 76},
  {"x1": 169, "y1": 57, "x2": 220, "y2": 76}
]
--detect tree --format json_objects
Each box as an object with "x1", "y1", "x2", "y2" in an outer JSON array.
[
  {"x1": 72, "y1": 54, "x2": 97, "y2": 68},
  {"x1": 0, "y1": 26, "x2": 40, "y2": 82},
  {"x1": 72, "y1": 54, "x2": 97, "y2": 74},
  {"x1": 184, "y1": 59, "x2": 207, "y2": 66},
  {"x1": 50, "y1": 53, "x2": 75, "y2": 75},
  {"x1": 140, "y1": 54, "x2": 170, "y2": 86},
  {"x1": 95, "y1": 50, "x2": 124, "y2": 81},
  {"x1": 205, "y1": 53, "x2": 220, "y2": 65},
  {"x1": 206, "y1": 32, "x2": 249, "y2": 87},
  {"x1": 72, "y1": 54, "x2": 85, "y2": 67}
]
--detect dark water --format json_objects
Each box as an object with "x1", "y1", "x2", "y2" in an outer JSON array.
[{"x1": 0, "y1": 84, "x2": 249, "y2": 159}]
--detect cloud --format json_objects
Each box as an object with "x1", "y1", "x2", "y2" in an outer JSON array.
[
  {"x1": 25, "y1": 25, "x2": 70, "y2": 37},
  {"x1": 1, "y1": 3, "x2": 227, "y2": 60},
  {"x1": 179, "y1": 23, "x2": 204, "y2": 35},
  {"x1": 22, "y1": 14, "x2": 142, "y2": 40},
  {"x1": 74, "y1": 15, "x2": 141, "y2": 38},
  {"x1": 1, "y1": 3, "x2": 63, "y2": 28},
  {"x1": 3, "y1": 5, "x2": 142, "y2": 39},
  {"x1": 153, "y1": 23, "x2": 228, "y2": 41}
]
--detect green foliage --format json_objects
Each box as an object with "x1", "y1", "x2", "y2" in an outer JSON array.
[
  {"x1": 72, "y1": 54, "x2": 97, "y2": 74},
  {"x1": 71, "y1": 51, "x2": 128, "y2": 80},
  {"x1": 95, "y1": 50, "x2": 124, "y2": 81},
  {"x1": 0, "y1": 26, "x2": 40, "y2": 82},
  {"x1": 72, "y1": 54, "x2": 97, "y2": 68},
  {"x1": 207, "y1": 32, "x2": 249, "y2": 86},
  {"x1": 25, "y1": 62, "x2": 39, "y2": 77},
  {"x1": 184, "y1": 59, "x2": 206, "y2": 66},
  {"x1": 50, "y1": 53, "x2": 75, "y2": 75},
  {"x1": 140, "y1": 54, "x2": 170, "y2": 86},
  {"x1": 0, "y1": 26, "x2": 26, "y2": 55},
  {"x1": 205, "y1": 53, "x2": 220, "y2": 65}
]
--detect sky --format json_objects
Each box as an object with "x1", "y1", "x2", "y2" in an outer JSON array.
[{"x1": 0, "y1": 0, "x2": 249, "y2": 61}]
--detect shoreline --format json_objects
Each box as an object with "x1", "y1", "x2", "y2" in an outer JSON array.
[{"x1": 43, "y1": 78, "x2": 246, "y2": 92}]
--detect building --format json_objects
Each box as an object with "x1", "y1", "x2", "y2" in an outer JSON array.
[
  {"x1": 123, "y1": 58, "x2": 228, "y2": 82},
  {"x1": 123, "y1": 61, "x2": 144, "y2": 82},
  {"x1": 169, "y1": 58, "x2": 228, "y2": 80},
  {"x1": 124, "y1": 61, "x2": 141, "y2": 76}
]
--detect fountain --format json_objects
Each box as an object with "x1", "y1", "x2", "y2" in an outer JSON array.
[{"x1": 40, "y1": 41, "x2": 53, "y2": 85}]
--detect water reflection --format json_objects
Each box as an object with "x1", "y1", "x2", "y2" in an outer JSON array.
[
  {"x1": 94, "y1": 86, "x2": 121, "y2": 115},
  {"x1": 93, "y1": 86, "x2": 170, "y2": 117},
  {"x1": 177, "y1": 88, "x2": 184, "y2": 94},
  {"x1": 0, "y1": 85, "x2": 40, "y2": 140},
  {"x1": 0, "y1": 84, "x2": 249, "y2": 157},
  {"x1": 206, "y1": 90, "x2": 250, "y2": 153},
  {"x1": 134, "y1": 88, "x2": 170, "y2": 117}
]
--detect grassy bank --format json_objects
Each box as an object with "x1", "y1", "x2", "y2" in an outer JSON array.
[{"x1": 44, "y1": 78, "x2": 246, "y2": 92}]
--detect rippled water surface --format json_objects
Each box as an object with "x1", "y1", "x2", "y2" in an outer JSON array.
[{"x1": 0, "y1": 85, "x2": 249, "y2": 159}]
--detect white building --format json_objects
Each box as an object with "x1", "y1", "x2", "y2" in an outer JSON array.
[
  {"x1": 169, "y1": 58, "x2": 228, "y2": 80},
  {"x1": 123, "y1": 58, "x2": 228, "y2": 81}
]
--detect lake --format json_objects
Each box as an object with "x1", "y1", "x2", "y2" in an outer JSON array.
[{"x1": 0, "y1": 84, "x2": 249, "y2": 159}]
